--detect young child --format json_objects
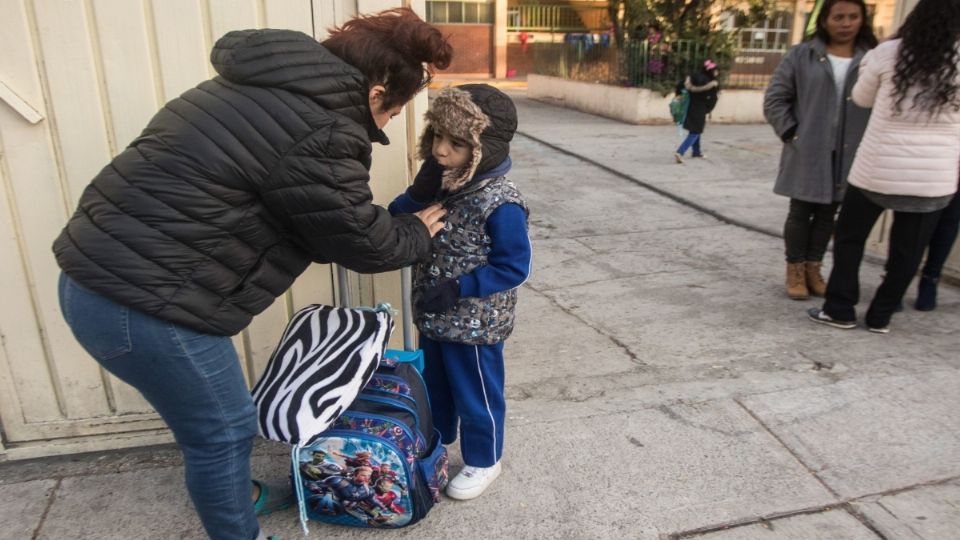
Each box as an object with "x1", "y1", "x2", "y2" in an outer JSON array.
[
  {"x1": 388, "y1": 84, "x2": 531, "y2": 500},
  {"x1": 674, "y1": 58, "x2": 719, "y2": 163}
]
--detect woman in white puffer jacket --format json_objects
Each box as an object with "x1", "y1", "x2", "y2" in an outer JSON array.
[{"x1": 809, "y1": 0, "x2": 960, "y2": 334}]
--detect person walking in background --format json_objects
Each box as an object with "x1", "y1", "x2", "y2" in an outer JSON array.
[
  {"x1": 389, "y1": 85, "x2": 530, "y2": 501},
  {"x1": 53, "y1": 9, "x2": 450, "y2": 540},
  {"x1": 764, "y1": 0, "x2": 877, "y2": 300},
  {"x1": 914, "y1": 190, "x2": 960, "y2": 310},
  {"x1": 808, "y1": 0, "x2": 960, "y2": 333},
  {"x1": 674, "y1": 59, "x2": 720, "y2": 163}
]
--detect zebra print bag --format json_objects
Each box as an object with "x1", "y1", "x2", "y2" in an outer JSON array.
[{"x1": 251, "y1": 303, "x2": 394, "y2": 446}]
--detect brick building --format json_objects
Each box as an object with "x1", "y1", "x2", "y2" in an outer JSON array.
[{"x1": 429, "y1": 0, "x2": 921, "y2": 79}]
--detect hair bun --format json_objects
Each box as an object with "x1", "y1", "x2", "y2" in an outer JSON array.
[
  {"x1": 389, "y1": 8, "x2": 452, "y2": 70},
  {"x1": 322, "y1": 7, "x2": 454, "y2": 108}
]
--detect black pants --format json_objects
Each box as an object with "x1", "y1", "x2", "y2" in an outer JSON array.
[
  {"x1": 921, "y1": 191, "x2": 960, "y2": 279},
  {"x1": 824, "y1": 186, "x2": 943, "y2": 328},
  {"x1": 784, "y1": 198, "x2": 839, "y2": 263}
]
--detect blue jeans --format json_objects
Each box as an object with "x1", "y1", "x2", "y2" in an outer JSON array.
[
  {"x1": 676, "y1": 132, "x2": 701, "y2": 157},
  {"x1": 58, "y1": 274, "x2": 260, "y2": 540}
]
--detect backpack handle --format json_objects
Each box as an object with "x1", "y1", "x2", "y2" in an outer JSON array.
[
  {"x1": 336, "y1": 264, "x2": 351, "y2": 308},
  {"x1": 336, "y1": 265, "x2": 415, "y2": 352},
  {"x1": 400, "y1": 266, "x2": 415, "y2": 352}
]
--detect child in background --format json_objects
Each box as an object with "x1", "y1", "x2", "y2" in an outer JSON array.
[
  {"x1": 389, "y1": 84, "x2": 531, "y2": 500},
  {"x1": 674, "y1": 59, "x2": 720, "y2": 163}
]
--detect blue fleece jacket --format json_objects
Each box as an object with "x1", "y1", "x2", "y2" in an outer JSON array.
[{"x1": 388, "y1": 157, "x2": 531, "y2": 299}]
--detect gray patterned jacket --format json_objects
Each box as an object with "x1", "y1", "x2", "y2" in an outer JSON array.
[{"x1": 413, "y1": 176, "x2": 527, "y2": 345}]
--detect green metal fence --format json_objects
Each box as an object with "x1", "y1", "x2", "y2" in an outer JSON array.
[
  {"x1": 528, "y1": 40, "x2": 712, "y2": 91},
  {"x1": 623, "y1": 40, "x2": 716, "y2": 90},
  {"x1": 507, "y1": 4, "x2": 610, "y2": 32},
  {"x1": 526, "y1": 39, "x2": 783, "y2": 90}
]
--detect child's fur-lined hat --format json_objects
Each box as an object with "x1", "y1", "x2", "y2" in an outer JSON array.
[{"x1": 418, "y1": 84, "x2": 517, "y2": 193}]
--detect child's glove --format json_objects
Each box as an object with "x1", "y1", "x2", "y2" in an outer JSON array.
[
  {"x1": 407, "y1": 158, "x2": 443, "y2": 203},
  {"x1": 417, "y1": 279, "x2": 460, "y2": 313}
]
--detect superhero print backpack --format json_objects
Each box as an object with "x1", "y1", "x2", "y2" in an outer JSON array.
[{"x1": 291, "y1": 356, "x2": 449, "y2": 530}]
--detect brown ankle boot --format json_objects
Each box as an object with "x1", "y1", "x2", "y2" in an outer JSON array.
[
  {"x1": 786, "y1": 262, "x2": 808, "y2": 300},
  {"x1": 805, "y1": 261, "x2": 827, "y2": 297}
]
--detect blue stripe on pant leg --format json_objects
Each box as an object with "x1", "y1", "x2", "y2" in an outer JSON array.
[
  {"x1": 440, "y1": 341, "x2": 505, "y2": 467},
  {"x1": 472, "y1": 345, "x2": 497, "y2": 466}
]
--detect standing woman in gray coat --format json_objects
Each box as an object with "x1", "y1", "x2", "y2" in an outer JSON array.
[{"x1": 764, "y1": 0, "x2": 877, "y2": 300}]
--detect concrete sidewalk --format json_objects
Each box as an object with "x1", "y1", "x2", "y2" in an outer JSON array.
[{"x1": 2, "y1": 93, "x2": 959, "y2": 540}]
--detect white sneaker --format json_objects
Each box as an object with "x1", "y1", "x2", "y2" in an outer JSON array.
[{"x1": 445, "y1": 462, "x2": 502, "y2": 500}]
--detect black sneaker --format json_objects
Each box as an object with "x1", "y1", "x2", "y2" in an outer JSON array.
[
  {"x1": 867, "y1": 325, "x2": 890, "y2": 334},
  {"x1": 807, "y1": 308, "x2": 856, "y2": 329}
]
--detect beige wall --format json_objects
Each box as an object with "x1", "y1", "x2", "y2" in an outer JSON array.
[
  {"x1": 890, "y1": 0, "x2": 919, "y2": 34},
  {"x1": 528, "y1": 74, "x2": 767, "y2": 124},
  {"x1": 0, "y1": 0, "x2": 425, "y2": 460},
  {"x1": 495, "y1": 0, "x2": 509, "y2": 78}
]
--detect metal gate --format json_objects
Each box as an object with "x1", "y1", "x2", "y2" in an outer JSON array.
[{"x1": 0, "y1": 0, "x2": 423, "y2": 460}]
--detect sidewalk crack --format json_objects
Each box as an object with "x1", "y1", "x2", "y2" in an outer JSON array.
[
  {"x1": 844, "y1": 502, "x2": 892, "y2": 540},
  {"x1": 32, "y1": 477, "x2": 60, "y2": 540},
  {"x1": 517, "y1": 131, "x2": 781, "y2": 239},
  {"x1": 524, "y1": 283, "x2": 646, "y2": 366},
  {"x1": 733, "y1": 398, "x2": 840, "y2": 498},
  {"x1": 666, "y1": 502, "x2": 889, "y2": 539}
]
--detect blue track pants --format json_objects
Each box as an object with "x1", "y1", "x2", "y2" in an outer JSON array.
[{"x1": 419, "y1": 335, "x2": 505, "y2": 467}]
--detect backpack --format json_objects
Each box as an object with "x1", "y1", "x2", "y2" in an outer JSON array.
[
  {"x1": 670, "y1": 89, "x2": 689, "y2": 124},
  {"x1": 291, "y1": 356, "x2": 449, "y2": 529},
  {"x1": 251, "y1": 303, "x2": 392, "y2": 446}
]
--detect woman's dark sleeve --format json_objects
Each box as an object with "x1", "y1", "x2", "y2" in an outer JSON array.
[{"x1": 260, "y1": 124, "x2": 431, "y2": 274}]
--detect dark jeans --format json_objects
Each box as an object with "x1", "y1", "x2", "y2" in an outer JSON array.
[
  {"x1": 921, "y1": 191, "x2": 960, "y2": 279},
  {"x1": 676, "y1": 132, "x2": 702, "y2": 156},
  {"x1": 58, "y1": 274, "x2": 261, "y2": 540},
  {"x1": 783, "y1": 198, "x2": 839, "y2": 263},
  {"x1": 823, "y1": 186, "x2": 943, "y2": 328}
]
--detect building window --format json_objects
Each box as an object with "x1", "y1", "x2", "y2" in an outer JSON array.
[
  {"x1": 426, "y1": 1, "x2": 494, "y2": 24},
  {"x1": 736, "y1": 10, "x2": 793, "y2": 51}
]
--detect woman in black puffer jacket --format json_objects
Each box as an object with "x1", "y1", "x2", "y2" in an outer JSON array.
[{"x1": 52, "y1": 8, "x2": 450, "y2": 540}]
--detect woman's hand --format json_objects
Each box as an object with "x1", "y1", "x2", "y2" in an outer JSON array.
[{"x1": 414, "y1": 204, "x2": 446, "y2": 237}]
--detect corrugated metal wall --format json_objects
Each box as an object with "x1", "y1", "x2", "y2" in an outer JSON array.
[{"x1": 0, "y1": 0, "x2": 425, "y2": 460}]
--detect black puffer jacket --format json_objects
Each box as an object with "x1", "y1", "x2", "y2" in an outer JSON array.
[
  {"x1": 682, "y1": 72, "x2": 719, "y2": 134},
  {"x1": 53, "y1": 29, "x2": 431, "y2": 336}
]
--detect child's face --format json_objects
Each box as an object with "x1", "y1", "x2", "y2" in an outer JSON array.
[{"x1": 432, "y1": 129, "x2": 472, "y2": 170}]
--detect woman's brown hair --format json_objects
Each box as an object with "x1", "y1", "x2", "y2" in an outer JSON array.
[{"x1": 323, "y1": 7, "x2": 453, "y2": 110}]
